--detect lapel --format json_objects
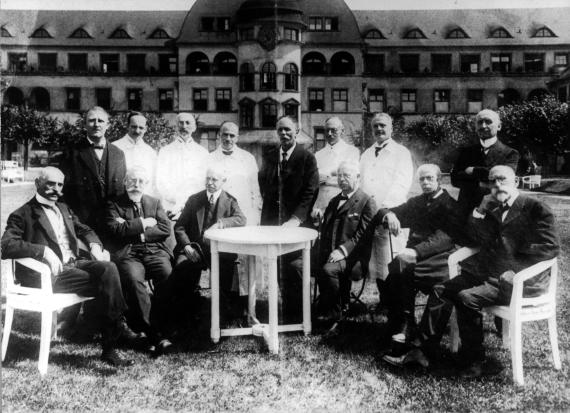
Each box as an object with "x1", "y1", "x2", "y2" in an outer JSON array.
[
  {"x1": 323, "y1": 194, "x2": 341, "y2": 226},
  {"x1": 337, "y1": 189, "x2": 360, "y2": 216},
  {"x1": 196, "y1": 191, "x2": 207, "y2": 235},
  {"x1": 502, "y1": 195, "x2": 523, "y2": 226},
  {"x1": 281, "y1": 144, "x2": 300, "y2": 179},
  {"x1": 484, "y1": 141, "x2": 505, "y2": 166},
  {"x1": 77, "y1": 140, "x2": 99, "y2": 177},
  {"x1": 56, "y1": 202, "x2": 77, "y2": 243},
  {"x1": 140, "y1": 194, "x2": 155, "y2": 218},
  {"x1": 216, "y1": 191, "x2": 230, "y2": 218},
  {"x1": 30, "y1": 198, "x2": 59, "y2": 246}
]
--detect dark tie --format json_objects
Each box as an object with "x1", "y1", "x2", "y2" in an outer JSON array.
[
  {"x1": 281, "y1": 152, "x2": 288, "y2": 172},
  {"x1": 499, "y1": 203, "x2": 510, "y2": 214},
  {"x1": 203, "y1": 194, "x2": 216, "y2": 233},
  {"x1": 375, "y1": 145, "x2": 386, "y2": 157},
  {"x1": 222, "y1": 151, "x2": 233, "y2": 156},
  {"x1": 481, "y1": 147, "x2": 489, "y2": 156},
  {"x1": 133, "y1": 202, "x2": 142, "y2": 218}
]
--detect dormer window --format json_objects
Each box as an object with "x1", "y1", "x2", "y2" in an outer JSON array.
[
  {"x1": 149, "y1": 28, "x2": 170, "y2": 39},
  {"x1": 110, "y1": 28, "x2": 131, "y2": 39},
  {"x1": 69, "y1": 28, "x2": 92, "y2": 39},
  {"x1": 201, "y1": 17, "x2": 231, "y2": 32},
  {"x1": 533, "y1": 26, "x2": 556, "y2": 38},
  {"x1": 490, "y1": 27, "x2": 512, "y2": 38},
  {"x1": 1, "y1": 27, "x2": 12, "y2": 37},
  {"x1": 404, "y1": 28, "x2": 426, "y2": 39},
  {"x1": 446, "y1": 28, "x2": 469, "y2": 39},
  {"x1": 308, "y1": 17, "x2": 338, "y2": 32},
  {"x1": 31, "y1": 28, "x2": 52, "y2": 38},
  {"x1": 364, "y1": 29, "x2": 385, "y2": 39}
]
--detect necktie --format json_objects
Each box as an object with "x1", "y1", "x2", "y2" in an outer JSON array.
[
  {"x1": 375, "y1": 145, "x2": 386, "y2": 157},
  {"x1": 481, "y1": 147, "x2": 489, "y2": 156},
  {"x1": 203, "y1": 194, "x2": 216, "y2": 233},
  {"x1": 209, "y1": 194, "x2": 214, "y2": 206},
  {"x1": 133, "y1": 202, "x2": 142, "y2": 218},
  {"x1": 499, "y1": 203, "x2": 510, "y2": 214},
  {"x1": 281, "y1": 152, "x2": 288, "y2": 172},
  {"x1": 222, "y1": 151, "x2": 233, "y2": 156},
  {"x1": 338, "y1": 194, "x2": 349, "y2": 201}
]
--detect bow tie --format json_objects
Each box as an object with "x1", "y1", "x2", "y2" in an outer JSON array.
[
  {"x1": 92, "y1": 144, "x2": 104, "y2": 150},
  {"x1": 222, "y1": 151, "x2": 233, "y2": 156},
  {"x1": 338, "y1": 194, "x2": 349, "y2": 201},
  {"x1": 499, "y1": 203, "x2": 510, "y2": 214}
]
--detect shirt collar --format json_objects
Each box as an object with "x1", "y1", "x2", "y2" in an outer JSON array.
[
  {"x1": 374, "y1": 138, "x2": 392, "y2": 150},
  {"x1": 281, "y1": 142, "x2": 297, "y2": 159},
  {"x1": 175, "y1": 134, "x2": 195, "y2": 145},
  {"x1": 125, "y1": 134, "x2": 144, "y2": 146},
  {"x1": 87, "y1": 137, "x2": 106, "y2": 148},
  {"x1": 505, "y1": 191, "x2": 519, "y2": 207},
  {"x1": 480, "y1": 137, "x2": 498, "y2": 149},
  {"x1": 36, "y1": 193, "x2": 57, "y2": 208},
  {"x1": 207, "y1": 189, "x2": 223, "y2": 204},
  {"x1": 341, "y1": 188, "x2": 357, "y2": 199}
]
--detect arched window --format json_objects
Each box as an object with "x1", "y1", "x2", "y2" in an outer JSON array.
[
  {"x1": 149, "y1": 28, "x2": 170, "y2": 39},
  {"x1": 533, "y1": 27, "x2": 556, "y2": 38},
  {"x1": 31, "y1": 28, "x2": 52, "y2": 38},
  {"x1": 404, "y1": 28, "x2": 426, "y2": 39},
  {"x1": 3, "y1": 87, "x2": 24, "y2": 106},
  {"x1": 109, "y1": 28, "x2": 131, "y2": 39},
  {"x1": 528, "y1": 89, "x2": 550, "y2": 101},
  {"x1": 213, "y1": 52, "x2": 237, "y2": 75},
  {"x1": 239, "y1": 62, "x2": 255, "y2": 91},
  {"x1": 282, "y1": 99, "x2": 299, "y2": 120},
  {"x1": 302, "y1": 52, "x2": 326, "y2": 75},
  {"x1": 69, "y1": 28, "x2": 91, "y2": 38},
  {"x1": 186, "y1": 52, "x2": 210, "y2": 74},
  {"x1": 283, "y1": 63, "x2": 298, "y2": 91},
  {"x1": 330, "y1": 52, "x2": 355, "y2": 75},
  {"x1": 260, "y1": 62, "x2": 277, "y2": 90},
  {"x1": 497, "y1": 88, "x2": 520, "y2": 107},
  {"x1": 364, "y1": 29, "x2": 385, "y2": 39},
  {"x1": 30, "y1": 87, "x2": 50, "y2": 111},
  {"x1": 239, "y1": 98, "x2": 255, "y2": 129},
  {"x1": 490, "y1": 28, "x2": 512, "y2": 38},
  {"x1": 446, "y1": 28, "x2": 469, "y2": 39},
  {"x1": 260, "y1": 99, "x2": 278, "y2": 127}
]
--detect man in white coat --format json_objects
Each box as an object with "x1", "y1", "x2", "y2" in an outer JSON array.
[
  {"x1": 360, "y1": 112, "x2": 414, "y2": 304},
  {"x1": 156, "y1": 113, "x2": 209, "y2": 219}
]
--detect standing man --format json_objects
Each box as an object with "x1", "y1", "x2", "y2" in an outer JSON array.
[
  {"x1": 60, "y1": 106, "x2": 126, "y2": 233},
  {"x1": 104, "y1": 166, "x2": 173, "y2": 354},
  {"x1": 313, "y1": 117, "x2": 360, "y2": 214},
  {"x1": 156, "y1": 113, "x2": 209, "y2": 219},
  {"x1": 359, "y1": 112, "x2": 414, "y2": 303},
  {"x1": 1, "y1": 167, "x2": 133, "y2": 366},
  {"x1": 258, "y1": 116, "x2": 319, "y2": 321},
  {"x1": 112, "y1": 112, "x2": 158, "y2": 196},
  {"x1": 451, "y1": 109, "x2": 519, "y2": 217}
]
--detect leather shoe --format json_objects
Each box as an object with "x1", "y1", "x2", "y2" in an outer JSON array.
[
  {"x1": 155, "y1": 339, "x2": 174, "y2": 356},
  {"x1": 117, "y1": 319, "x2": 140, "y2": 344},
  {"x1": 391, "y1": 316, "x2": 417, "y2": 344},
  {"x1": 382, "y1": 348, "x2": 430, "y2": 369},
  {"x1": 101, "y1": 348, "x2": 134, "y2": 367}
]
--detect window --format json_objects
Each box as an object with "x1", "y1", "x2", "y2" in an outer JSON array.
[
  {"x1": 260, "y1": 100, "x2": 278, "y2": 128},
  {"x1": 434, "y1": 89, "x2": 450, "y2": 113},
  {"x1": 554, "y1": 53, "x2": 568, "y2": 66},
  {"x1": 404, "y1": 28, "x2": 426, "y2": 39},
  {"x1": 324, "y1": 17, "x2": 339, "y2": 31},
  {"x1": 365, "y1": 29, "x2": 384, "y2": 39},
  {"x1": 308, "y1": 89, "x2": 325, "y2": 111},
  {"x1": 284, "y1": 28, "x2": 299, "y2": 41},
  {"x1": 69, "y1": 28, "x2": 91, "y2": 38},
  {"x1": 260, "y1": 62, "x2": 277, "y2": 90},
  {"x1": 201, "y1": 18, "x2": 215, "y2": 31},
  {"x1": 332, "y1": 89, "x2": 348, "y2": 112},
  {"x1": 533, "y1": 27, "x2": 556, "y2": 38},
  {"x1": 68, "y1": 53, "x2": 87, "y2": 72},
  {"x1": 96, "y1": 88, "x2": 112, "y2": 110},
  {"x1": 213, "y1": 52, "x2": 237, "y2": 75},
  {"x1": 3, "y1": 87, "x2": 24, "y2": 106},
  {"x1": 490, "y1": 28, "x2": 512, "y2": 38},
  {"x1": 159, "y1": 54, "x2": 177, "y2": 74},
  {"x1": 66, "y1": 88, "x2": 81, "y2": 111},
  {"x1": 283, "y1": 101, "x2": 299, "y2": 120},
  {"x1": 240, "y1": 28, "x2": 254, "y2": 40},
  {"x1": 31, "y1": 28, "x2": 52, "y2": 38},
  {"x1": 431, "y1": 54, "x2": 452, "y2": 73},
  {"x1": 127, "y1": 88, "x2": 142, "y2": 111},
  {"x1": 467, "y1": 89, "x2": 483, "y2": 113},
  {"x1": 38, "y1": 53, "x2": 57, "y2": 72},
  {"x1": 446, "y1": 28, "x2": 468, "y2": 39},
  {"x1": 215, "y1": 89, "x2": 231, "y2": 112},
  {"x1": 217, "y1": 17, "x2": 231, "y2": 32},
  {"x1": 127, "y1": 54, "x2": 146, "y2": 74},
  {"x1": 101, "y1": 54, "x2": 120, "y2": 73},
  {"x1": 8, "y1": 53, "x2": 27, "y2": 72},
  {"x1": 308, "y1": 17, "x2": 338, "y2": 31},
  {"x1": 524, "y1": 53, "x2": 544, "y2": 72},
  {"x1": 239, "y1": 62, "x2": 255, "y2": 91},
  {"x1": 1, "y1": 27, "x2": 12, "y2": 37},
  {"x1": 401, "y1": 89, "x2": 416, "y2": 113},
  {"x1": 109, "y1": 28, "x2": 131, "y2": 39},
  {"x1": 193, "y1": 88, "x2": 208, "y2": 111},
  {"x1": 364, "y1": 54, "x2": 385, "y2": 74},
  {"x1": 558, "y1": 87, "x2": 568, "y2": 103},
  {"x1": 460, "y1": 54, "x2": 480, "y2": 73},
  {"x1": 159, "y1": 89, "x2": 174, "y2": 111},
  {"x1": 491, "y1": 53, "x2": 511, "y2": 72},
  {"x1": 30, "y1": 87, "x2": 50, "y2": 111},
  {"x1": 201, "y1": 17, "x2": 230, "y2": 32},
  {"x1": 368, "y1": 89, "x2": 385, "y2": 112},
  {"x1": 240, "y1": 100, "x2": 255, "y2": 128},
  {"x1": 302, "y1": 52, "x2": 326, "y2": 75},
  {"x1": 330, "y1": 52, "x2": 355, "y2": 75},
  {"x1": 497, "y1": 88, "x2": 520, "y2": 107},
  {"x1": 149, "y1": 28, "x2": 170, "y2": 39},
  {"x1": 309, "y1": 17, "x2": 322, "y2": 31},
  {"x1": 284, "y1": 63, "x2": 299, "y2": 91},
  {"x1": 186, "y1": 52, "x2": 210, "y2": 74},
  {"x1": 400, "y1": 54, "x2": 419, "y2": 73}
]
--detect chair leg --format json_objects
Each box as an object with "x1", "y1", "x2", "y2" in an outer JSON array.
[
  {"x1": 51, "y1": 311, "x2": 58, "y2": 340},
  {"x1": 510, "y1": 320, "x2": 524, "y2": 386},
  {"x1": 501, "y1": 318, "x2": 510, "y2": 349},
  {"x1": 39, "y1": 311, "x2": 53, "y2": 375},
  {"x1": 2, "y1": 306, "x2": 14, "y2": 361},
  {"x1": 548, "y1": 315, "x2": 562, "y2": 370}
]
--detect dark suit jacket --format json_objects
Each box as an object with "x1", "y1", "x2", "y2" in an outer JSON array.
[
  {"x1": 462, "y1": 194, "x2": 560, "y2": 294},
  {"x1": 259, "y1": 144, "x2": 319, "y2": 226},
  {"x1": 60, "y1": 139, "x2": 126, "y2": 230},
  {"x1": 450, "y1": 141, "x2": 519, "y2": 213},
  {"x1": 1, "y1": 197, "x2": 100, "y2": 281},
  {"x1": 319, "y1": 189, "x2": 376, "y2": 268},
  {"x1": 173, "y1": 190, "x2": 246, "y2": 259},
  {"x1": 104, "y1": 193, "x2": 172, "y2": 259}
]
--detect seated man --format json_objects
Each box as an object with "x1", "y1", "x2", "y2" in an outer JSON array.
[
  {"x1": 1, "y1": 167, "x2": 134, "y2": 366},
  {"x1": 378, "y1": 164, "x2": 464, "y2": 342},
  {"x1": 104, "y1": 166, "x2": 173, "y2": 354},
  {"x1": 384, "y1": 166, "x2": 560, "y2": 377},
  {"x1": 314, "y1": 161, "x2": 376, "y2": 321},
  {"x1": 168, "y1": 165, "x2": 246, "y2": 326}
]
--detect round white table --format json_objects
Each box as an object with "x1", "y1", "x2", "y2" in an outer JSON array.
[{"x1": 205, "y1": 226, "x2": 318, "y2": 354}]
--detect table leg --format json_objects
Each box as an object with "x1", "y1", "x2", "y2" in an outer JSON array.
[
  {"x1": 267, "y1": 256, "x2": 279, "y2": 354},
  {"x1": 248, "y1": 255, "x2": 259, "y2": 324},
  {"x1": 302, "y1": 243, "x2": 312, "y2": 336},
  {"x1": 210, "y1": 242, "x2": 220, "y2": 344}
]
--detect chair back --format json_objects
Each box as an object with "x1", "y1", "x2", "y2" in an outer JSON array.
[
  {"x1": 515, "y1": 258, "x2": 557, "y2": 310},
  {"x1": 7, "y1": 258, "x2": 53, "y2": 295}
]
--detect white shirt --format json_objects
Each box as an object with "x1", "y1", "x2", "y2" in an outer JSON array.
[
  {"x1": 36, "y1": 194, "x2": 75, "y2": 264},
  {"x1": 281, "y1": 142, "x2": 296, "y2": 162},
  {"x1": 156, "y1": 135, "x2": 209, "y2": 213},
  {"x1": 207, "y1": 188, "x2": 223, "y2": 205},
  {"x1": 112, "y1": 134, "x2": 158, "y2": 196},
  {"x1": 360, "y1": 139, "x2": 414, "y2": 209},
  {"x1": 87, "y1": 137, "x2": 106, "y2": 161},
  {"x1": 337, "y1": 188, "x2": 357, "y2": 210},
  {"x1": 315, "y1": 139, "x2": 360, "y2": 187},
  {"x1": 209, "y1": 146, "x2": 262, "y2": 225},
  {"x1": 480, "y1": 137, "x2": 498, "y2": 151}
]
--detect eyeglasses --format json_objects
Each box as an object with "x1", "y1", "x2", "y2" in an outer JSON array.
[
  {"x1": 489, "y1": 176, "x2": 509, "y2": 184},
  {"x1": 126, "y1": 178, "x2": 147, "y2": 185}
]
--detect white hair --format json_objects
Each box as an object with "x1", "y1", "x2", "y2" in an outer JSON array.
[{"x1": 417, "y1": 164, "x2": 441, "y2": 180}]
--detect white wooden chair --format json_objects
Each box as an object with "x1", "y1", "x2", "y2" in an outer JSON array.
[
  {"x1": 2, "y1": 258, "x2": 94, "y2": 375},
  {"x1": 521, "y1": 175, "x2": 541, "y2": 189},
  {"x1": 448, "y1": 247, "x2": 561, "y2": 385}
]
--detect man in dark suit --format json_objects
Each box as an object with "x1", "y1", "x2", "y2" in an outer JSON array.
[
  {"x1": 258, "y1": 116, "x2": 319, "y2": 320},
  {"x1": 60, "y1": 106, "x2": 127, "y2": 233},
  {"x1": 168, "y1": 165, "x2": 246, "y2": 325},
  {"x1": 384, "y1": 166, "x2": 560, "y2": 377},
  {"x1": 1, "y1": 167, "x2": 133, "y2": 366},
  {"x1": 451, "y1": 109, "x2": 519, "y2": 217},
  {"x1": 313, "y1": 161, "x2": 376, "y2": 321},
  {"x1": 104, "y1": 166, "x2": 173, "y2": 354}
]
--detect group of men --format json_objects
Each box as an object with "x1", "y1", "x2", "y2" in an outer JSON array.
[{"x1": 1, "y1": 105, "x2": 560, "y2": 378}]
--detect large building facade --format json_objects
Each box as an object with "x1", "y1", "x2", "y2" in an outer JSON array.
[{"x1": 2, "y1": 1, "x2": 569, "y2": 155}]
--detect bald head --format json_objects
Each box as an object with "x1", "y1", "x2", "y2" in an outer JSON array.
[
  {"x1": 219, "y1": 121, "x2": 239, "y2": 152},
  {"x1": 476, "y1": 109, "x2": 501, "y2": 141},
  {"x1": 35, "y1": 167, "x2": 65, "y2": 201},
  {"x1": 324, "y1": 117, "x2": 344, "y2": 146}
]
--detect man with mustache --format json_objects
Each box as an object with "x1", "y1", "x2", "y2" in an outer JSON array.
[
  {"x1": 1, "y1": 167, "x2": 134, "y2": 366},
  {"x1": 384, "y1": 166, "x2": 559, "y2": 378}
]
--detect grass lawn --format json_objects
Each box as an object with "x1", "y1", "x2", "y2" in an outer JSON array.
[{"x1": 1, "y1": 183, "x2": 569, "y2": 411}]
